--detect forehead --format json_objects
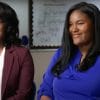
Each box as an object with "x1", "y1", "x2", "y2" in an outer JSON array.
[{"x1": 69, "y1": 10, "x2": 90, "y2": 22}]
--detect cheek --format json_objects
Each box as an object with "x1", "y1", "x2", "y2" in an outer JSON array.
[
  {"x1": 85, "y1": 33, "x2": 92, "y2": 42},
  {"x1": 83, "y1": 27, "x2": 93, "y2": 40},
  {"x1": 80, "y1": 24, "x2": 92, "y2": 39},
  {"x1": 80, "y1": 31, "x2": 93, "y2": 45},
  {"x1": 0, "y1": 32, "x2": 3, "y2": 40},
  {"x1": 0, "y1": 26, "x2": 5, "y2": 39}
]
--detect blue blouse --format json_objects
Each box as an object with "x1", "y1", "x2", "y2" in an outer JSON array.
[{"x1": 37, "y1": 49, "x2": 100, "y2": 100}]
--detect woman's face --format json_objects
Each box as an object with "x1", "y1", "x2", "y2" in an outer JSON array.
[
  {"x1": 69, "y1": 10, "x2": 94, "y2": 47},
  {"x1": 0, "y1": 19, "x2": 6, "y2": 42}
]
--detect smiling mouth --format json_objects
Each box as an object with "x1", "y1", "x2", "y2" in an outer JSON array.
[{"x1": 72, "y1": 34, "x2": 81, "y2": 38}]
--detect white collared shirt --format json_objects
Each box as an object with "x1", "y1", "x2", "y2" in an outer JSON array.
[{"x1": 0, "y1": 47, "x2": 5, "y2": 100}]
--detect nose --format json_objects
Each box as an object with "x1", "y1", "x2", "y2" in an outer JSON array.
[{"x1": 70, "y1": 24, "x2": 79, "y2": 33}]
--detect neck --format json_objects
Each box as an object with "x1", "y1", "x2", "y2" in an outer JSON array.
[
  {"x1": 0, "y1": 43, "x2": 4, "y2": 54},
  {"x1": 79, "y1": 42, "x2": 92, "y2": 62}
]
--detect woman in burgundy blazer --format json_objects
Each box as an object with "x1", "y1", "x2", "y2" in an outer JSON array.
[{"x1": 0, "y1": 2, "x2": 34, "y2": 100}]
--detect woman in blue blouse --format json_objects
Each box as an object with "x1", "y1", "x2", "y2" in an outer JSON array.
[{"x1": 37, "y1": 2, "x2": 100, "y2": 100}]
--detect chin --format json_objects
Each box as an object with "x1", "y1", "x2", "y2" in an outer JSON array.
[{"x1": 73, "y1": 41, "x2": 82, "y2": 46}]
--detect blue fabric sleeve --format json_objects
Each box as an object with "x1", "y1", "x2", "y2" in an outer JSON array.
[{"x1": 37, "y1": 48, "x2": 61, "y2": 100}]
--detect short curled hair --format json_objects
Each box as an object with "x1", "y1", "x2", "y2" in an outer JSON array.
[{"x1": 0, "y1": 2, "x2": 20, "y2": 47}]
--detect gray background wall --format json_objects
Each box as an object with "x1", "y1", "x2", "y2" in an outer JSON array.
[{"x1": 1, "y1": 0, "x2": 29, "y2": 37}]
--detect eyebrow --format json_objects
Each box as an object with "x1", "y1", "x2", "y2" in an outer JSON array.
[{"x1": 69, "y1": 19, "x2": 86, "y2": 23}]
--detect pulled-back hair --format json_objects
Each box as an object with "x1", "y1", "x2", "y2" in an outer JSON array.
[
  {"x1": 52, "y1": 2, "x2": 100, "y2": 76},
  {"x1": 0, "y1": 2, "x2": 20, "y2": 47}
]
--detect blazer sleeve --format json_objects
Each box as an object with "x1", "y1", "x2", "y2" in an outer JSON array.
[
  {"x1": 7, "y1": 48, "x2": 34, "y2": 100},
  {"x1": 37, "y1": 48, "x2": 61, "y2": 100}
]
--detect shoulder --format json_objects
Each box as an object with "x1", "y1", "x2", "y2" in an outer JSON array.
[
  {"x1": 48, "y1": 48, "x2": 62, "y2": 65},
  {"x1": 14, "y1": 45, "x2": 29, "y2": 52},
  {"x1": 96, "y1": 55, "x2": 100, "y2": 63},
  {"x1": 53, "y1": 48, "x2": 62, "y2": 59},
  {"x1": 9, "y1": 45, "x2": 31, "y2": 60},
  {"x1": 46, "y1": 48, "x2": 62, "y2": 71},
  {"x1": 13, "y1": 45, "x2": 30, "y2": 56},
  {"x1": 95, "y1": 50, "x2": 100, "y2": 62}
]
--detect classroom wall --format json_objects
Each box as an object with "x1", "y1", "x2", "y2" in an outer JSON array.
[
  {"x1": 1, "y1": 0, "x2": 29, "y2": 37},
  {"x1": 31, "y1": 50, "x2": 55, "y2": 94},
  {"x1": 1, "y1": 0, "x2": 100, "y2": 99}
]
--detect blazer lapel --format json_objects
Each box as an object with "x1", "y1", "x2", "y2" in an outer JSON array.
[{"x1": 1, "y1": 46, "x2": 15, "y2": 97}]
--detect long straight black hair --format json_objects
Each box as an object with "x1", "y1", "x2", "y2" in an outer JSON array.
[
  {"x1": 52, "y1": 2, "x2": 100, "y2": 76},
  {"x1": 0, "y1": 2, "x2": 20, "y2": 47}
]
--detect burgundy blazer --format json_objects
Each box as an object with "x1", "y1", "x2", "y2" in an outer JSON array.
[{"x1": 1, "y1": 45, "x2": 34, "y2": 100}]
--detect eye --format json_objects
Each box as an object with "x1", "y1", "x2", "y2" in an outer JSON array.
[
  {"x1": 69, "y1": 23, "x2": 73, "y2": 27},
  {"x1": 78, "y1": 23, "x2": 84, "y2": 24},
  {"x1": 77, "y1": 21, "x2": 84, "y2": 25}
]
